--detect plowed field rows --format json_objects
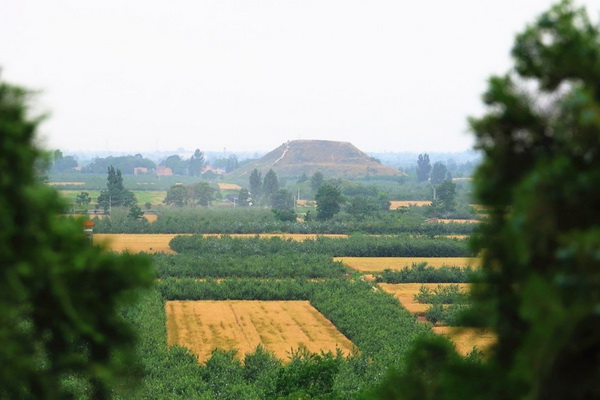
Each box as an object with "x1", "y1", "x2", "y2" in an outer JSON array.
[
  {"x1": 165, "y1": 300, "x2": 355, "y2": 363},
  {"x1": 336, "y1": 257, "x2": 480, "y2": 272}
]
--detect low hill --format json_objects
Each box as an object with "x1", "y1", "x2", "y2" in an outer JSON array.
[{"x1": 228, "y1": 140, "x2": 405, "y2": 180}]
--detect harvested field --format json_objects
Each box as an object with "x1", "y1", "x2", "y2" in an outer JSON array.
[
  {"x1": 218, "y1": 183, "x2": 242, "y2": 190},
  {"x1": 165, "y1": 300, "x2": 355, "y2": 363},
  {"x1": 389, "y1": 200, "x2": 431, "y2": 209},
  {"x1": 432, "y1": 326, "x2": 495, "y2": 356},
  {"x1": 377, "y1": 283, "x2": 470, "y2": 313},
  {"x1": 94, "y1": 234, "x2": 182, "y2": 253},
  {"x1": 47, "y1": 181, "x2": 85, "y2": 186},
  {"x1": 95, "y1": 233, "x2": 349, "y2": 253},
  {"x1": 335, "y1": 257, "x2": 480, "y2": 273}
]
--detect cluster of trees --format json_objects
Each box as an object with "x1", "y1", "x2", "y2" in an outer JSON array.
[
  {"x1": 163, "y1": 182, "x2": 217, "y2": 207},
  {"x1": 416, "y1": 154, "x2": 459, "y2": 217},
  {"x1": 152, "y1": 253, "x2": 347, "y2": 279},
  {"x1": 84, "y1": 154, "x2": 156, "y2": 174},
  {"x1": 91, "y1": 204, "x2": 478, "y2": 235},
  {"x1": 375, "y1": 263, "x2": 475, "y2": 283},
  {"x1": 169, "y1": 234, "x2": 473, "y2": 258}
]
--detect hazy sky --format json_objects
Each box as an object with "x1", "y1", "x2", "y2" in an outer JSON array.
[{"x1": 2, "y1": 1, "x2": 599, "y2": 154}]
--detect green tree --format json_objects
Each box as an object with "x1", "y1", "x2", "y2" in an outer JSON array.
[
  {"x1": 416, "y1": 153, "x2": 432, "y2": 182},
  {"x1": 75, "y1": 191, "x2": 91, "y2": 209},
  {"x1": 262, "y1": 169, "x2": 279, "y2": 203},
  {"x1": 346, "y1": 195, "x2": 379, "y2": 218},
  {"x1": 188, "y1": 148, "x2": 205, "y2": 176},
  {"x1": 161, "y1": 154, "x2": 187, "y2": 175},
  {"x1": 310, "y1": 171, "x2": 324, "y2": 193},
  {"x1": 128, "y1": 203, "x2": 144, "y2": 220},
  {"x1": 51, "y1": 149, "x2": 78, "y2": 172},
  {"x1": 429, "y1": 161, "x2": 448, "y2": 185},
  {"x1": 191, "y1": 181, "x2": 215, "y2": 206},
  {"x1": 315, "y1": 184, "x2": 343, "y2": 221},
  {"x1": 271, "y1": 189, "x2": 297, "y2": 222},
  {"x1": 430, "y1": 181, "x2": 457, "y2": 216},
  {"x1": 163, "y1": 184, "x2": 190, "y2": 207},
  {"x1": 373, "y1": 1, "x2": 600, "y2": 398},
  {"x1": 249, "y1": 168, "x2": 263, "y2": 202},
  {"x1": 0, "y1": 80, "x2": 152, "y2": 399},
  {"x1": 97, "y1": 166, "x2": 137, "y2": 211},
  {"x1": 238, "y1": 188, "x2": 250, "y2": 206}
]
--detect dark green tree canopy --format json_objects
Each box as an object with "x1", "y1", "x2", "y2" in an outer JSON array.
[
  {"x1": 191, "y1": 181, "x2": 216, "y2": 207},
  {"x1": 315, "y1": 184, "x2": 343, "y2": 221},
  {"x1": 97, "y1": 166, "x2": 137, "y2": 210},
  {"x1": 0, "y1": 80, "x2": 152, "y2": 399},
  {"x1": 374, "y1": 2, "x2": 600, "y2": 399},
  {"x1": 163, "y1": 184, "x2": 190, "y2": 207}
]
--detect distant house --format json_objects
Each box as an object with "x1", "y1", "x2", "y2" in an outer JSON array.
[
  {"x1": 133, "y1": 167, "x2": 148, "y2": 175},
  {"x1": 157, "y1": 165, "x2": 173, "y2": 176}
]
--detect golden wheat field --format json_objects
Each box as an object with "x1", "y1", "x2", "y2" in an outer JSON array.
[
  {"x1": 165, "y1": 300, "x2": 355, "y2": 363},
  {"x1": 94, "y1": 234, "x2": 182, "y2": 253},
  {"x1": 437, "y1": 219, "x2": 481, "y2": 224},
  {"x1": 47, "y1": 181, "x2": 85, "y2": 186},
  {"x1": 432, "y1": 326, "x2": 495, "y2": 356},
  {"x1": 95, "y1": 233, "x2": 349, "y2": 253},
  {"x1": 335, "y1": 257, "x2": 480, "y2": 273},
  {"x1": 377, "y1": 283, "x2": 471, "y2": 313},
  {"x1": 389, "y1": 200, "x2": 432, "y2": 210},
  {"x1": 218, "y1": 183, "x2": 242, "y2": 190}
]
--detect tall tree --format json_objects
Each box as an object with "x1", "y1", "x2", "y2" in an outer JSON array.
[
  {"x1": 97, "y1": 166, "x2": 137, "y2": 210},
  {"x1": 0, "y1": 80, "x2": 152, "y2": 399},
  {"x1": 430, "y1": 180, "x2": 456, "y2": 216},
  {"x1": 249, "y1": 169, "x2": 263, "y2": 201},
  {"x1": 188, "y1": 149, "x2": 205, "y2": 176},
  {"x1": 238, "y1": 188, "x2": 250, "y2": 206},
  {"x1": 262, "y1": 169, "x2": 279, "y2": 203},
  {"x1": 373, "y1": 2, "x2": 600, "y2": 398},
  {"x1": 416, "y1": 153, "x2": 432, "y2": 182},
  {"x1": 429, "y1": 161, "x2": 448, "y2": 185},
  {"x1": 311, "y1": 171, "x2": 324, "y2": 193},
  {"x1": 315, "y1": 184, "x2": 343, "y2": 221}
]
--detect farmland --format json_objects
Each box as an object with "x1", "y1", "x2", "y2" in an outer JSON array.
[
  {"x1": 166, "y1": 300, "x2": 354, "y2": 363},
  {"x1": 336, "y1": 256, "x2": 480, "y2": 273},
  {"x1": 52, "y1": 169, "x2": 490, "y2": 397}
]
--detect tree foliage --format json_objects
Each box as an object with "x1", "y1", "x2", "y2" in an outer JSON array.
[
  {"x1": 188, "y1": 149, "x2": 205, "y2": 176},
  {"x1": 97, "y1": 166, "x2": 137, "y2": 210},
  {"x1": 375, "y1": 1, "x2": 600, "y2": 398},
  {"x1": 0, "y1": 80, "x2": 152, "y2": 399},
  {"x1": 315, "y1": 184, "x2": 343, "y2": 221},
  {"x1": 249, "y1": 168, "x2": 263, "y2": 201},
  {"x1": 416, "y1": 153, "x2": 432, "y2": 182},
  {"x1": 429, "y1": 161, "x2": 449, "y2": 185}
]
